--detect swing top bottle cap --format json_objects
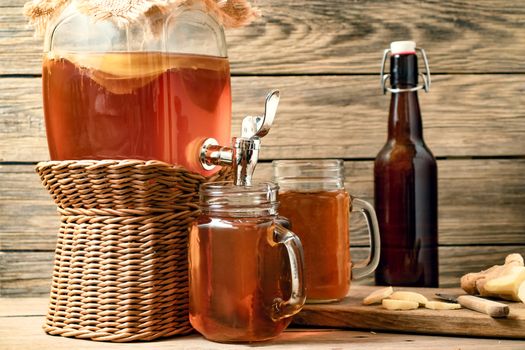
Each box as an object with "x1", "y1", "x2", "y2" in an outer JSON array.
[{"x1": 390, "y1": 41, "x2": 416, "y2": 55}]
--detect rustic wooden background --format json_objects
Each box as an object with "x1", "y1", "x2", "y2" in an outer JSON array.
[{"x1": 1, "y1": 0, "x2": 524, "y2": 296}]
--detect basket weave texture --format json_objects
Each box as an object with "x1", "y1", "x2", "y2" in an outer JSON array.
[{"x1": 36, "y1": 159, "x2": 231, "y2": 342}]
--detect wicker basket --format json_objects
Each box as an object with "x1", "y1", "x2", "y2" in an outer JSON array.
[{"x1": 36, "y1": 160, "x2": 231, "y2": 342}]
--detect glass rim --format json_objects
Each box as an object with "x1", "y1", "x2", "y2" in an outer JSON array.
[
  {"x1": 200, "y1": 181, "x2": 278, "y2": 196},
  {"x1": 199, "y1": 181, "x2": 279, "y2": 214},
  {"x1": 272, "y1": 159, "x2": 345, "y2": 185},
  {"x1": 272, "y1": 159, "x2": 343, "y2": 168}
]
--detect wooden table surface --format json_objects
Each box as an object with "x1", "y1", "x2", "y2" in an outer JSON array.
[{"x1": 1, "y1": 298, "x2": 524, "y2": 350}]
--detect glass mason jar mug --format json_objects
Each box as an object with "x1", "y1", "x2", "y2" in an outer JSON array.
[
  {"x1": 273, "y1": 159, "x2": 381, "y2": 303},
  {"x1": 188, "y1": 182, "x2": 306, "y2": 342}
]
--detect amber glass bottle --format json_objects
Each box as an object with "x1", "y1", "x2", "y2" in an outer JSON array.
[{"x1": 374, "y1": 41, "x2": 438, "y2": 287}]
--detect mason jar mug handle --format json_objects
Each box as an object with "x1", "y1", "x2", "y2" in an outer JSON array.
[
  {"x1": 271, "y1": 223, "x2": 306, "y2": 321},
  {"x1": 350, "y1": 197, "x2": 381, "y2": 280}
]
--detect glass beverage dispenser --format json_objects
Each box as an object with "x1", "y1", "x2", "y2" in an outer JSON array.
[
  {"x1": 24, "y1": 1, "x2": 266, "y2": 343},
  {"x1": 33, "y1": 0, "x2": 254, "y2": 175}
]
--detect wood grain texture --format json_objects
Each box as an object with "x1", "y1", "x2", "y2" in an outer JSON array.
[
  {"x1": 3, "y1": 1, "x2": 525, "y2": 74},
  {"x1": 293, "y1": 286, "x2": 525, "y2": 339},
  {"x1": 1, "y1": 75, "x2": 524, "y2": 162},
  {"x1": 2, "y1": 0, "x2": 525, "y2": 309},
  {"x1": 2, "y1": 159, "x2": 523, "y2": 251},
  {"x1": 2, "y1": 247, "x2": 525, "y2": 297},
  {"x1": 0, "y1": 297, "x2": 47, "y2": 316},
  {"x1": 0, "y1": 251, "x2": 55, "y2": 297},
  {"x1": 1, "y1": 315, "x2": 524, "y2": 350}
]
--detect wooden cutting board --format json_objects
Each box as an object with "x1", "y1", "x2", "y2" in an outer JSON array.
[{"x1": 293, "y1": 285, "x2": 525, "y2": 339}]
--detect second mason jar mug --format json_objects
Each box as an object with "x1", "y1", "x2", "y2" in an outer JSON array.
[
  {"x1": 188, "y1": 182, "x2": 306, "y2": 343},
  {"x1": 273, "y1": 159, "x2": 381, "y2": 303}
]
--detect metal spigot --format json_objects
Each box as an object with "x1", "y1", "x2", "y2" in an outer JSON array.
[{"x1": 200, "y1": 90, "x2": 280, "y2": 186}]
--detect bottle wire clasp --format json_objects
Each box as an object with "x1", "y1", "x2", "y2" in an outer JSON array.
[{"x1": 380, "y1": 47, "x2": 431, "y2": 95}]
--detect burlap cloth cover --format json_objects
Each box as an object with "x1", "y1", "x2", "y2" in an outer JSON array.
[
  {"x1": 24, "y1": 0, "x2": 259, "y2": 34},
  {"x1": 36, "y1": 160, "x2": 232, "y2": 342}
]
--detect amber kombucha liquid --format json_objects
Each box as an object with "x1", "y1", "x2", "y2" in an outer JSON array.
[
  {"x1": 189, "y1": 217, "x2": 292, "y2": 342},
  {"x1": 42, "y1": 52, "x2": 231, "y2": 175},
  {"x1": 278, "y1": 190, "x2": 350, "y2": 301}
]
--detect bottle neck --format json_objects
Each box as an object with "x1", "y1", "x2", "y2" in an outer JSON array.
[
  {"x1": 388, "y1": 91, "x2": 423, "y2": 141},
  {"x1": 387, "y1": 53, "x2": 423, "y2": 141}
]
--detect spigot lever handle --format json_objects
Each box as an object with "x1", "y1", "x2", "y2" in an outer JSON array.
[
  {"x1": 200, "y1": 89, "x2": 280, "y2": 186},
  {"x1": 241, "y1": 90, "x2": 280, "y2": 138}
]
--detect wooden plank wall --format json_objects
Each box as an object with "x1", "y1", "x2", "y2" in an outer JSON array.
[{"x1": 1, "y1": 0, "x2": 524, "y2": 296}]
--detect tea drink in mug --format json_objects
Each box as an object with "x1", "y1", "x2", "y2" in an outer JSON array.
[
  {"x1": 189, "y1": 182, "x2": 305, "y2": 342},
  {"x1": 43, "y1": 52, "x2": 231, "y2": 175},
  {"x1": 278, "y1": 189, "x2": 350, "y2": 299},
  {"x1": 273, "y1": 160, "x2": 381, "y2": 302}
]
